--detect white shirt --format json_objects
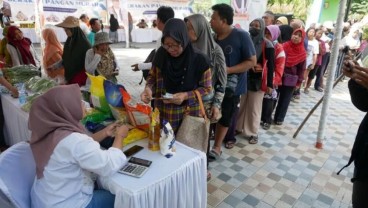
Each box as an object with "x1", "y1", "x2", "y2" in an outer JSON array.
[
  {"x1": 31, "y1": 133, "x2": 126, "y2": 208},
  {"x1": 306, "y1": 39, "x2": 319, "y2": 67},
  {"x1": 80, "y1": 21, "x2": 90, "y2": 36}
]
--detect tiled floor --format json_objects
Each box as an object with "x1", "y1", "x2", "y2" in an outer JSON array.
[
  {"x1": 206, "y1": 81, "x2": 359, "y2": 208},
  {"x1": 35, "y1": 42, "x2": 360, "y2": 207}
]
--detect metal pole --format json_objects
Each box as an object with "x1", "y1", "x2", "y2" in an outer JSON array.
[{"x1": 315, "y1": 0, "x2": 347, "y2": 149}]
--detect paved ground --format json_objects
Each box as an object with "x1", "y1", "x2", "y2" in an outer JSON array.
[{"x1": 38, "y1": 42, "x2": 360, "y2": 207}]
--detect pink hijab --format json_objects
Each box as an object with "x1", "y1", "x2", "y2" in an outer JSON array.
[
  {"x1": 266, "y1": 25, "x2": 281, "y2": 42},
  {"x1": 29, "y1": 84, "x2": 86, "y2": 178},
  {"x1": 42, "y1": 28, "x2": 63, "y2": 69}
]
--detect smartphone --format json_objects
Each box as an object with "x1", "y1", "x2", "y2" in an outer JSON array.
[
  {"x1": 123, "y1": 145, "x2": 144, "y2": 157},
  {"x1": 129, "y1": 157, "x2": 152, "y2": 167}
]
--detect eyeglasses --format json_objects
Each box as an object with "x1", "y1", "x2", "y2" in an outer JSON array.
[{"x1": 162, "y1": 44, "x2": 181, "y2": 51}]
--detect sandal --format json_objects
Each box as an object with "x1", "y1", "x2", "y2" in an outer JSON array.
[
  {"x1": 209, "y1": 149, "x2": 222, "y2": 161},
  {"x1": 207, "y1": 171, "x2": 212, "y2": 182},
  {"x1": 249, "y1": 136, "x2": 258, "y2": 144},
  {"x1": 224, "y1": 141, "x2": 236, "y2": 149}
]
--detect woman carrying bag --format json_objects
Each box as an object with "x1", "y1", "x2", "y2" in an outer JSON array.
[
  {"x1": 140, "y1": 18, "x2": 212, "y2": 137},
  {"x1": 274, "y1": 29, "x2": 307, "y2": 125}
]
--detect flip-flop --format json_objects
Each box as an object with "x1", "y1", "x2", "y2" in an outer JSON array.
[
  {"x1": 224, "y1": 141, "x2": 236, "y2": 149},
  {"x1": 209, "y1": 149, "x2": 222, "y2": 161},
  {"x1": 207, "y1": 171, "x2": 212, "y2": 182}
]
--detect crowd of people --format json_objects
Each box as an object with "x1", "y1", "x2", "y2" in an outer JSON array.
[{"x1": 0, "y1": 3, "x2": 367, "y2": 208}]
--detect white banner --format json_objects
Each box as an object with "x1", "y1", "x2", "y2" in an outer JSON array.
[
  {"x1": 43, "y1": 0, "x2": 108, "y2": 23},
  {"x1": 5, "y1": 0, "x2": 35, "y2": 22},
  {"x1": 124, "y1": 0, "x2": 192, "y2": 26},
  {"x1": 232, "y1": 0, "x2": 267, "y2": 31}
]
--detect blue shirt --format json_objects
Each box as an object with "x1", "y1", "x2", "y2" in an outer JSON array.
[
  {"x1": 87, "y1": 32, "x2": 96, "y2": 46},
  {"x1": 215, "y1": 28, "x2": 256, "y2": 95}
]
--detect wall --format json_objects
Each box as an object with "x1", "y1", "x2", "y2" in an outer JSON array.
[{"x1": 319, "y1": 0, "x2": 339, "y2": 23}]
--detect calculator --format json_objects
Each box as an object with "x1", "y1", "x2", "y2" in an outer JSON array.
[{"x1": 119, "y1": 157, "x2": 152, "y2": 178}]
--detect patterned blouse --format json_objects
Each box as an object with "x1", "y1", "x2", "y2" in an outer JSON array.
[{"x1": 146, "y1": 66, "x2": 212, "y2": 132}]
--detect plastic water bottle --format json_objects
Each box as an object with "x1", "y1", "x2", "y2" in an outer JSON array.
[{"x1": 18, "y1": 83, "x2": 26, "y2": 105}]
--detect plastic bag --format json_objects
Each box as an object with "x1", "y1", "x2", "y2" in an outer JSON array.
[
  {"x1": 87, "y1": 73, "x2": 111, "y2": 113},
  {"x1": 81, "y1": 109, "x2": 113, "y2": 124},
  {"x1": 120, "y1": 87, "x2": 151, "y2": 131},
  {"x1": 123, "y1": 128, "x2": 148, "y2": 146},
  {"x1": 159, "y1": 120, "x2": 176, "y2": 158},
  {"x1": 103, "y1": 80, "x2": 125, "y2": 107}
]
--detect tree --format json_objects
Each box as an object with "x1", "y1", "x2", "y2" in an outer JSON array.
[{"x1": 267, "y1": 0, "x2": 312, "y2": 20}]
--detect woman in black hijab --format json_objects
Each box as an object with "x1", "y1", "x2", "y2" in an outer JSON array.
[
  {"x1": 140, "y1": 18, "x2": 212, "y2": 132},
  {"x1": 109, "y1": 14, "x2": 119, "y2": 43},
  {"x1": 56, "y1": 16, "x2": 91, "y2": 86}
]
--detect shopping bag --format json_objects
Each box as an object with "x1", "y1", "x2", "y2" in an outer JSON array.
[
  {"x1": 87, "y1": 73, "x2": 111, "y2": 113},
  {"x1": 176, "y1": 90, "x2": 209, "y2": 152}
]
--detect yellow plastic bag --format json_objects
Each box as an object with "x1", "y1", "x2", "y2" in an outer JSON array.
[
  {"x1": 87, "y1": 73, "x2": 111, "y2": 113},
  {"x1": 123, "y1": 128, "x2": 148, "y2": 146}
]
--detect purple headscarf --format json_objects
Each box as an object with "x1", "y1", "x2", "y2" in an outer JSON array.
[{"x1": 266, "y1": 25, "x2": 281, "y2": 42}]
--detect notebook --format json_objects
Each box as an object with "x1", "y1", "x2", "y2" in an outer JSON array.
[{"x1": 119, "y1": 157, "x2": 152, "y2": 178}]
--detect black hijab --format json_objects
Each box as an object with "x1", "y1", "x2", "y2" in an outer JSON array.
[
  {"x1": 62, "y1": 27, "x2": 91, "y2": 81},
  {"x1": 153, "y1": 18, "x2": 210, "y2": 94},
  {"x1": 110, "y1": 14, "x2": 119, "y2": 32},
  {"x1": 279, "y1": 25, "x2": 294, "y2": 43}
]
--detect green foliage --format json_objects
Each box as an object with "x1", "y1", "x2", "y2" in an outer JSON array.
[
  {"x1": 267, "y1": 0, "x2": 312, "y2": 20},
  {"x1": 350, "y1": 0, "x2": 368, "y2": 18},
  {"x1": 363, "y1": 27, "x2": 368, "y2": 40}
]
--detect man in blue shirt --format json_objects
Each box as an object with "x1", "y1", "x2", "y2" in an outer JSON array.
[
  {"x1": 87, "y1": 18, "x2": 102, "y2": 46},
  {"x1": 209, "y1": 3, "x2": 256, "y2": 158}
]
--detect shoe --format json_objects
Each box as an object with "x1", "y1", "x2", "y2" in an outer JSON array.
[
  {"x1": 294, "y1": 94, "x2": 300, "y2": 99},
  {"x1": 304, "y1": 88, "x2": 309, "y2": 94},
  {"x1": 274, "y1": 121, "x2": 283, "y2": 125},
  {"x1": 249, "y1": 136, "x2": 258, "y2": 144},
  {"x1": 262, "y1": 123, "x2": 270, "y2": 130},
  {"x1": 315, "y1": 87, "x2": 324, "y2": 92}
]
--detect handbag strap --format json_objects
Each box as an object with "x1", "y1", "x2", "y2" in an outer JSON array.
[{"x1": 193, "y1": 90, "x2": 208, "y2": 120}]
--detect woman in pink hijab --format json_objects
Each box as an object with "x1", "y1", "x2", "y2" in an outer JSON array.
[
  {"x1": 29, "y1": 84, "x2": 129, "y2": 208},
  {"x1": 42, "y1": 28, "x2": 64, "y2": 80}
]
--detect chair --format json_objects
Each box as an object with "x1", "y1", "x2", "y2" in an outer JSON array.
[{"x1": 0, "y1": 142, "x2": 36, "y2": 208}]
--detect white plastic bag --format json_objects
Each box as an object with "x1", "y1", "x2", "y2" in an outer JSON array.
[{"x1": 159, "y1": 121, "x2": 176, "y2": 158}]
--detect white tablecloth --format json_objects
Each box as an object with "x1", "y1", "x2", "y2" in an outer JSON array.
[
  {"x1": 98, "y1": 140, "x2": 207, "y2": 208},
  {"x1": 131, "y1": 28, "x2": 161, "y2": 43},
  {"x1": 1, "y1": 94, "x2": 31, "y2": 146},
  {"x1": 0, "y1": 28, "x2": 40, "y2": 43}
]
